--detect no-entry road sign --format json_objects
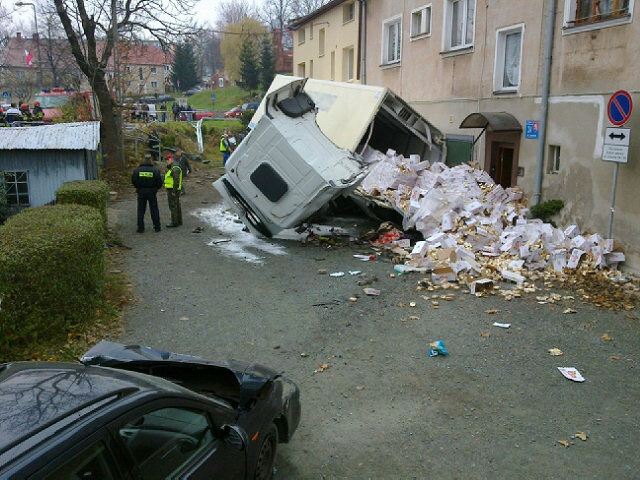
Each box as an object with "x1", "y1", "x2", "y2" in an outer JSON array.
[{"x1": 607, "y1": 90, "x2": 633, "y2": 126}]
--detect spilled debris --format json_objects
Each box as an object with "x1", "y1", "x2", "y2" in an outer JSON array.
[{"x1": 352, "y1": 150, "x2": 639, "y2": 310}]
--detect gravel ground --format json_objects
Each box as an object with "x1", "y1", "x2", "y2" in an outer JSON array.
[{"x1": 109, "y1": 164, "x2": 640, "y2": 478}]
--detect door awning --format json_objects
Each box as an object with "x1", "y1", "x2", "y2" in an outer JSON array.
[{"x1": 459, "y1": 112, "x2": 523, "y2": 132}]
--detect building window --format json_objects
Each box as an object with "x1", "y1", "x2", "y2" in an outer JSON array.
[
  {"x1": 444, "y1": 0, "x2": 476, "y2": 51},
  {"x1": 411, "y1": 5, "x2": 432, "y2": 39},
  {"x1": 126, "y1": 66, "x2": 131, "y2": 73},
  {"x1": 298, "y1": 62, "x2": 306, "y2": 77},
  {"x1": 151, "y1": 81, "x2": 158, "y2": 88},
  {"x1": 151, "y1": 67, "x2": 157, "y2": 74},
  {"x1": 3, "y1": 171, "x2": 30, "y2": 206},
  {"x1": 17, "y1": 71, "x2": 25, "y2": 79},
  {"x1": 382, "y1": 15, "x2": 402, "y2": 64},
  {"x1": 139, "y1": 67, "x2": 144, "y2": 80},
  {"x1": 164, "y1": 65, "x2": 170, "y2": 72},
  {"x1": 298, "y1": 29, "x2": 305, "y2": 45},
  {"x1": 570, "y1": 0, "x2": 630, "y2": 26},
  {"x1": 343, "y1": 2, "x2": 355, "y2": 23},
  {"x1": 331, "y1": 51, "x2": 335, "y2": 80},
  {"x1": 343, "y1": 46, "x2": 355, "y2": 81},
  {"x1": 319, "y1": 28, "x2": 325, "y2": 56},
  {"x1": 494, "y1": 25, "x2": 523, "y2": 92},
  {"x1": 548, "y1": 145, "x2": 561, "y2": 173}
]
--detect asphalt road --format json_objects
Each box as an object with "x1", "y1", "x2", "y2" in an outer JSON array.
[{"x1": 110, "y1": 166, "x2": 640, "y2": 478}]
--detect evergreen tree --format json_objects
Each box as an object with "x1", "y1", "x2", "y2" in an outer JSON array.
[
  {"x1": 170, "y1": 43, "x2": 199, "y2": 91},
  {"x1": 260, "y1": 36, "x2": 276, "y2": 93},
  {"x1": 238, "y1": 37, "x2": 260, "y2": 93}
]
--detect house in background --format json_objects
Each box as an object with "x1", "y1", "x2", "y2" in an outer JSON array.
[
  {"x1": 288, "y1": 0, "x2": 362, "y2": 83},
  {"x1": 293, "y1": 0, "x2": 640, "y2": 271},
  {"x1": 0, "y1": 122, "x2": 100, "y2": 209},
  {"x1": 107, "y1": 42, "x2": 173, "y2": 97},
  {"x1": 0, "y1": 33, "x2": 87, "y2": 104}
]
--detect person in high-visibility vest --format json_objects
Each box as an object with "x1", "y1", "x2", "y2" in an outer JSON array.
[
  {"x1": 220, "y1": 129, "x2": 232, "y2": 166},
  {"x1": 164, "y1": 154, "x2": 183, "y2": 227}
]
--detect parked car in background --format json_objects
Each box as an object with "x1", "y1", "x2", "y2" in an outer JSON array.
[
  {"x1": 184, "y1": 89, "x2": 200, "y2": 97},
  {"x1": 0, "y1": 340, "x2": 301, "y2": 479},
  {"x1": 224, "y1": 106, "x2": 243, "y2": 118},
  {"x1": 242, "y1": 102, "x2": 260, "y2": 112}
]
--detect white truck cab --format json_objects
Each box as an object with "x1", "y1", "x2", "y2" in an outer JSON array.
[{"x1": 214, "y1": 77, "x2": 446, "y2": 237}]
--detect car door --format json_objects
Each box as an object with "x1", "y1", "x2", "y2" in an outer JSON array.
[
  {"x1": 109, "y1": 399, "x2": 247, "y2": 479},
  {"x1": 27, "y1": 429, "x2": 132, "y2": 480}
]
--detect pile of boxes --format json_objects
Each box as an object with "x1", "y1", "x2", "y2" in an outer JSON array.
[{"x1": 359, "y1": 149, "x2": 625, "y2": 288}]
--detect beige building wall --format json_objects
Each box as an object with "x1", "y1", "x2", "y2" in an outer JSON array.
[
  {"x1": 362, "y1": 0, "x2": 640, "y2": 271},
  {"x1": 292, "y1": 1, "x2": 362, "y2": 83},
  {"x1": 121, "y1": 64, "x2": 170, "y2": 96}
]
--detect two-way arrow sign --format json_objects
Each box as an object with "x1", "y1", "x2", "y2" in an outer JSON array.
[{"x1": 603, "y1": 127, "x2": 631, "y2": 163}]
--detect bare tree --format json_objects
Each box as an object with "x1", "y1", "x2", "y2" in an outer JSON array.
[
  {"x1": 0, "y1": 5, "x2": 14, "y2": 40},
  {"x1": 37, "y1": 5, "x2": 84, "y2": 89},
  {"x1": 215, "y1": 0, "x2": 259, "y2": 31},
  {"x1": 53, "y1": 0, "x2": 198, "y2": 169},
  {"x1": 259, "y1": 0, "x2": 296, "y2": 31},
  {"x1": 289, "y1": 0, "x2": 329, "y2": 18}
]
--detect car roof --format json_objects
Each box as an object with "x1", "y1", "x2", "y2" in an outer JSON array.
[{"x1": 0, "y1": 361, "x2": 168, "y2": 454}]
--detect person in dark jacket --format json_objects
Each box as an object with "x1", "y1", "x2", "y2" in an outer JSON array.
[
  {"x1": 131, "y1": 154, "x2": 163, "y2": 233},
  {"x1": 147, "y1": 128, "x2": 160, "y2": 162}
]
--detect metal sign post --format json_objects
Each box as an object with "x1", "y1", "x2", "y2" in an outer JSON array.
[{"x1": 604, "y1": 91, "x2": 633, "y2": 238}]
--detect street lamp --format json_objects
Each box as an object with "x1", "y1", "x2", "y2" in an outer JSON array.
[{"x1": 15, "y1": 1, "x2": 42, "y2": 92}]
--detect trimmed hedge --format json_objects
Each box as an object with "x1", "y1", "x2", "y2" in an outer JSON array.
[
  {"x1": 56, "y1": 180, "x2": 110, "y2": 230},
  {"x1": 0, "y1": 204, "x2": 105, "y2": 357}
]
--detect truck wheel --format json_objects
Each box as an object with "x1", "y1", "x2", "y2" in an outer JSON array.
[{"x1": 253, "y1": 424, "x2": 278, "y2": 480}]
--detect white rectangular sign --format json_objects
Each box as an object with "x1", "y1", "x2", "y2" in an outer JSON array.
[
  {"x1": 604, "y1": 127, "x2": 631, "y2": 146},
  {"x1": 602, "y1": 144, "x2": 629, "y2": 163}
]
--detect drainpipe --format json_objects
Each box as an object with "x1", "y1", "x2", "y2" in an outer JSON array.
[
  {"x1": 533, "y1": 0, "x2": 557, "y2": 205},
  {"x1": 359, "y1": 0, "x2": 367, "y2": 85}
]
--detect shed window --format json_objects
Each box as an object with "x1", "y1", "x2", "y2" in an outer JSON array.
[{"x1": 3, "y1": 171, "x2": 30, "y2": 206}]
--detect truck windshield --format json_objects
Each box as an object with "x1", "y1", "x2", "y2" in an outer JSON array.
[{"x1": 35, "y1": 95, "x2": 71, "y2": 108}]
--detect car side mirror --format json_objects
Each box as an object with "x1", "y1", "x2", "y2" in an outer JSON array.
[{"x1": 221, "y1": 424, "x2": 247, "y2": 451}]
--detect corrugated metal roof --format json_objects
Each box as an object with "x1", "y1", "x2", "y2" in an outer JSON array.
[{"x1": 0, "y1": 122, "x2": 101, "y2": 150}]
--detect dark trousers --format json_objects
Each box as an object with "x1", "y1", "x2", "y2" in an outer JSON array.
[
  {"x1": 137, "y1": 191, "x2": 161, "y2": 231},
  {"x1": 167, "y1": 190, "x2": 182, "y2": 226}
]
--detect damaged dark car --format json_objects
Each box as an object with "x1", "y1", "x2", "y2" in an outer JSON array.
[{"x1": 0, "y1": 341, "x2": 301, "y2": 479}]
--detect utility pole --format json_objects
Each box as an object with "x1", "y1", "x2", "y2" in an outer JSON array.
[{"x1": 16, "y1": 2, "x2": 42, "y2": 92}]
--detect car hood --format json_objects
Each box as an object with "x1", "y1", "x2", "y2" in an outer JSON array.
[{"x1": 81, "y1": 341, "x2": 281, "y2": 407}]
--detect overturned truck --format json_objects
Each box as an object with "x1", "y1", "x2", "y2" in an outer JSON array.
[{"x1": 214, "y1": 76, "x2": 446, "y2": 237}]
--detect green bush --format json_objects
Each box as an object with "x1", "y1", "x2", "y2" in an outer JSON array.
[
  {"x1": 56, "y1": 180, "x2": 109, "y2": 231},
  {"x1": 162, "y1": 134, "x2": 176, "y2": 149},
  {"x1": 530, "y1": 199, "x2": 564, "y2": 227},
  {"x1": 0, "y1": 204, "x2": 105, "y2": 359}
]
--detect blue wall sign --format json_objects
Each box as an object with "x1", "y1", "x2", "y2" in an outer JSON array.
[{"x1": 525, "y1": 120, "x2": 540, "y2": 139}]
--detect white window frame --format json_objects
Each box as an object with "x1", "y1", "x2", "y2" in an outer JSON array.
[
  {"x1": 562, "y1": 0, "x2": 633, "y2": 33},
  {"x1": 382, "y1": 15, "x2": 402, "y2": 65},
  {"x1": 548, "y1": 145, "x2": 561, "y2": 173},
  {"x1": 3, "y1": 170, "x2": 30, "y2": 206},
  {"x1": 343, "y1": 2, "x2": 355, "y2": 23},
  {"x1": 411, "y1": 4, "x2": 432, "y2": 40},
  {"x1": 343, "y1": 46, "x2": 355, "y2": 81},
  {"x1": 319, "y1": 28, "x2": 325, "y2": 56},
  {"x1": 493, "y1": 24, "x2": 524, "y2": 93},
  {"x1": 151, "y1": 81, "x2": 158, "y2": 88},
  {"x1": 150, "y1": 67, "x2": 157, "y2": 74},
  {"x1": 443, "y1": 0, "x2": 476, "y2": 52}
]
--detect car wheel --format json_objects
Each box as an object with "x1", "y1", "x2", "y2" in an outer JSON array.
[{"x1": 253, "y1": 424, "x2": 278, "y2": 480}]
